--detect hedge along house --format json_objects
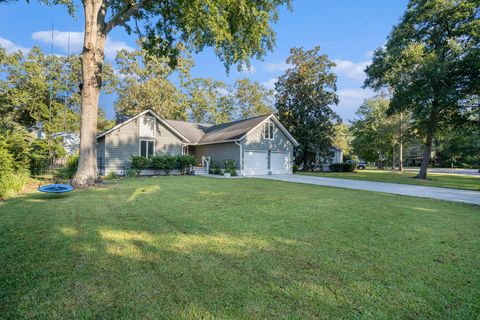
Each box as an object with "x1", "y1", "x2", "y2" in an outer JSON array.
[{"x1": 96, "y1": 109, "x2": 299, "y2": 176}]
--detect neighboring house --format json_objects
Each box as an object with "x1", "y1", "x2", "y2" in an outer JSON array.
[
  {"x1": 310, "y1": 147, "x2": 344, "y2": 171},
  {"x1": 51, "y1": 132, "x2": 80, "y2": 155},
  {"x1": 96, "y1": 109, "x2": 299, "y2": 176},
  {"x1": 405, "y1": 140, "x2": 436, "y2": 166}
]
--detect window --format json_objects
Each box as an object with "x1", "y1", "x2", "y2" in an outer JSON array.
[
  {"x1": 139, "y1": 116, "x2": 156, "y2": 137},
  {"x1": 264, "y1": 121, "x2": 274, "y2": 140},
  {"x1": 140, "y1": 140, "x2": 155, "y2": 158}
]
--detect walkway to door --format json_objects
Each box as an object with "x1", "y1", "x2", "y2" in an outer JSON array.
[{"x1": 255, "y1": 174, "x2": 480, "y2": 205}]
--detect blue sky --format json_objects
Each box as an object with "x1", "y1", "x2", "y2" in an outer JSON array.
[{"x1": 0, "y1": 0, "x2": 408, "y2": 121}]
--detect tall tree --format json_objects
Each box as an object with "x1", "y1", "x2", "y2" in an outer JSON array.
[
  {"x1": 332, "y1": 123, "x2": 352, "y2": 156},
  {"x1": 233, "y1": 78, "x2": 274, "y2": 119},
  {"x1": 0, "y1": 46, "x2": 115, "y2": 133},
  {"x1": 114, "y1": 47, "x2": 191, "y2": 120},
  {"x1": 365, "y1": 0, "x2": 479, "y2": 179},
  {"x1": 5, "y1": 0, "x2": 291, "y2": 186},
  {"x1": 350, "y1": 96, "x2": 407, "y2": 165},
  {"x1": 186, "y1": 78, "x2": 235, "y2": 124},
  {"x1": 276, "y1": 46, "x2": 340, "y2": 170}
]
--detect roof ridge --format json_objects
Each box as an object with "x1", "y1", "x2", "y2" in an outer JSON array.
[
  {"x1": 166, "y1": 114, "x2": 271, "y2": 128},
  {"x1": 166, "y1": 119, "x2": 213, "y2": 127},
  {"x1": 209, "y1": 114, "x2": 271, "y2": 128}
]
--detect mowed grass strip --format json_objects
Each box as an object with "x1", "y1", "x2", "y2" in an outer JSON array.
[
  {"x1": 298, "y1": 169, "x2": 480, "y2": 191},
  {"x1": 0, "y1": 176, "x2": 479, "y2": 319}
]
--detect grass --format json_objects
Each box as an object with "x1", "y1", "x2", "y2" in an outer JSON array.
[
  {"x1": 0, "y1": 176, "x2": 479, "y2": 319},
  {"x1": 298, "y1": 169, "x2": 480, "y2": 191}
]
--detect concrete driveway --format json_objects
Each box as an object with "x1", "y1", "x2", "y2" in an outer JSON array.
[{"x1": 255, "y1": 174, "x2": 480, "y2": 206}]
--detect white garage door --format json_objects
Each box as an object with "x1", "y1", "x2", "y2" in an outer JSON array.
[
  {"x1": 271, "y1": 152, "x2": 291, "y2": 174},
  {"x1": 244, "y1": 151, "x2": 268, "y2": 175}
]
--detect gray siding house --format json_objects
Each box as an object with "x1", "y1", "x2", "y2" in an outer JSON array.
[{"x1": 96, "y1": 109, "x2": 299, "y2": 176}]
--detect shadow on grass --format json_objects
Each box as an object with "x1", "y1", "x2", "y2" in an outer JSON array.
[{"x1": 1, "y1": 177, "x2": 479, "y2": 319}]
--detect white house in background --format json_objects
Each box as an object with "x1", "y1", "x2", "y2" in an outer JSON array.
[
  {"x1": 314, "y1": 147, "x2": 344, "y2": 171},
  {"x1": 96, "y1": 109, "x2": 299, "y2": 176},
  {"x1": 51, "y1": 132, "x2": 80, "y2": 155}
]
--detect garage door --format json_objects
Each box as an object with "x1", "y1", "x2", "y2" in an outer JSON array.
[
  {"x1": 271, "y1": 152, "x2": 291, "y2": 174},
  {"x1": 244, "y1": 151, "x2": 268, "y2": 175}
]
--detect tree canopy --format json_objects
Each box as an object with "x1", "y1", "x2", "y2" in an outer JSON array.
[
  {"x1": 276, "y1": 46, "x2": 340, "y2": 170},
  {"x1": 350, "y1": 96, "x2": 408, "y2": 164},
  {"x1": 0, "y1": 46, "x2": 114, "y2": 133},
  {"x1": 364, "y1": 0, "x2": 479, "y2": 178},
  {"x1": 233, "y1": 78, "x2": 274, "y2": 119}
]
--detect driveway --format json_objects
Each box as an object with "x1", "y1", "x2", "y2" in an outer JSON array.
[{"x1": 255, "y1": 174, "x2": 480, "y2": 206}]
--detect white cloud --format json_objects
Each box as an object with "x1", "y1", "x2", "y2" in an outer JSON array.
[
  {"x1": 31, "y1": 30, "x2": 134, "y2": 59},
  {"x1": 333, "y1": 59, "x2": 371, "y2": 82},
  {"x1": 262, "y1": 78, "x2": 278, "y2": 90},
  {"x1": 240, "y1": 63, "x2": 256, "y2": 74},
  {"x1": 336, "y1": 88, "x2": 375, "y2": 121},
  {"x1": 104, "y1": 38, "x2": 134, "y2": 59},
  {"x1": 0, "y1": 37, "x2": 29, "y2": 53},
  {"x1": 264, "y1": 62, "x2": 291, "y2": 73}
]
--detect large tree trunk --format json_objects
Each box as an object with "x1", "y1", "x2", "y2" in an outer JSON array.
[
  {"x1": 416, "y1": 110, "x2": 437, "y2": 180},
  {"x1": 72, "y1": 0, "x2": 106, "y2": 187},
  {"x1": 416, "y1": 137, "x2": 432, "y2": 179}
]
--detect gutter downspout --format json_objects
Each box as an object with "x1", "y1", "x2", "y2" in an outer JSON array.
[{"x1": 235, "y1": 140, "x2": 243, "y2": 176}]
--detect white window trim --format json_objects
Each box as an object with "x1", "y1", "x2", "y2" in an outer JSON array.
[
  {"x1": 139, "y1": 139, "x2": 155, "y2": 158},
  {"x1": 264, "y1": 121, "x2": 274, "y2": 140},
  {"x1": 139, "y1": 116, "x2": 156, "y2": 137}
]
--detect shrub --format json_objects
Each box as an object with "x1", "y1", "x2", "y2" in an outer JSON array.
[
  {"x1": 105, "y1": 171, "x2": 118, "y2": 180},
  {"x1": 292, "y1": 164, "x2": 299, "y2": 173},
  {"x1": 0, "y1": 146, "x2": 14, "y2": 175},
  {"x1": 126, "y1": 169, "x2": 137, "y2": 178},
  {"x1": 209, "y1": 162, "x2": 222, "y2": 175},
  {"x1": 149, "y1": 154, "x2": 177, "y2": 175},
  {"x1": 130, "y1": 156, "x2": 150, "y2": 175},
  {"x1": 224, "y1": 159, "x2": 237, "y2": 176},
  {"x1": 30, "y1": 154, "x2": 49, "y2": 176},
  {"x1": 0, "y1": 169, "x2": 29, "y2": 199},
  {"x1": 329, "y1": 162, "x2": 356, "y2": 172},
  {"x1": 150, "y1": 156, "x2": 163, "y2": 175},
  {"x1": 177, "y1": 155, "x2": 196, "y2": 175},
  {"x1": 58, "y1": 154, "x2": 79, "y2": 179}
]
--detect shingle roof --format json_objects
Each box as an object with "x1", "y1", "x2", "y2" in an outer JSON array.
[
  {"x1": 166, "y1": 115, "x2": 270, "y2": 144},
  {"x1": 165, "y1": 120, "x2": 213, "y2": 142},
  {"x1": 97, "y1": 109, "x2": 299, "y2": 146}
]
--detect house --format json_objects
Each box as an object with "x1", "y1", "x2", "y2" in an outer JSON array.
[
  {"x1": 51, "y1": 132, "x2": 80, "y2": 155},
  {"x1": 96, "y1": 109, "x2": 299, "y2": 176},
  {"x1": 300, "y1": 147, "x2": 343, "y2": 171},
  {"x1": 405, "y1": 142, "x2": 437, "y2": 167}
]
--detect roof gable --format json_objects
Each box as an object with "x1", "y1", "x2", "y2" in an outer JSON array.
[
  {"x1": 96, "y1": 109, "x2": 190, "y2": 142},
  {"x1": 98, "y1": 110, "x2": 298, "y2": 147}
]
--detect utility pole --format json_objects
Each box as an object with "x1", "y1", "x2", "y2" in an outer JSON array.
[
  {"x1": 399, "y1": 112, "x2": 403, "y2": 172},
  {"x1": 63, "y1": 32, "x2": 71, "y2": 132}
]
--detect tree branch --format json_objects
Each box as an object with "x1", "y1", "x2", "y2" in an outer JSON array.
[{"x1": 104, "y1": 0, "x2": 146, "y2": 34}]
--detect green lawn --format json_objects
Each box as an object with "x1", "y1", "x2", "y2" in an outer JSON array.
[
  {"x1": 298, "y1": 169, "x2": 480, "y2": 191},
  {"x1": 1, "y1": 177, "x2": 479, "y2": 319}
]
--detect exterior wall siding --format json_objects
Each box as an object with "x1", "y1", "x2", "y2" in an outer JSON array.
[
  {"x1": 241, "y1": 122, "x2": 293, "y2": 152},
  {"x1": 194, "y1": 142, "x2": 240, "y2": 169},
  {"x1": 240, "y1": 122, "x2": 293, "y2": 172},
  {"x1": 102, "y1": 116, "x2": 184, "y2": 173}
]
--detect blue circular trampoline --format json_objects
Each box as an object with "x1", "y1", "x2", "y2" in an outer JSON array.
[{"x1": 38, "y1": 184, "x2": 74, "y2": 194}]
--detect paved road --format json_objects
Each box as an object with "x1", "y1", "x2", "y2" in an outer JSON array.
[
  {"x1": 255, "y1": 174, "x2": 480, "y2": 206},
  {"x1": 403, "y1": 168, "x2": 480, "y2": 176}
]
